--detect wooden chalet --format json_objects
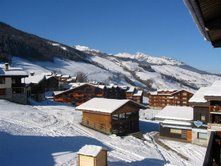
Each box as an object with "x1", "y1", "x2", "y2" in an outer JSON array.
[
  {"x1": 105, "y1": 84, "x2": 126, "y2": 99},
  {"x1": 0, "y1": 63, "x2": 29, "y2": 104},
  {"x1": 189, "y1": 81, "x2": 221, "y2": 146},
  {"x1": 76, "y1": 98, "x2": 146, "y2": 136},
  {"x1": 148, "y1": 89, "x2": 193, "y2": 108},
  {"x1": 45, "y1": 75, "x2": 59, "y2": 91},
  {"x1": 132, "y1": 90, "x2": 143, "y2": 104},
  {"x1": 24, "y1": 73, "x2": 47, "y2": 101},
  {"x1": 53, "y1": 83, "x2": 105, "y2": 106},
  {"x1": 126, "y1": 86, "x2": 143, "y2": 104},
  {"x1": 155, "y1": 105, "x2": 193, "y2": 142}
]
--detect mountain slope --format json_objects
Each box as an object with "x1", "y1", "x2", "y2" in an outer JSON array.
[
  {"x1": 78, "y1": 47, "x2": 221, "y2": 90},
  {"x1": 0, "y1": 22, "x2": 87, "y2": 62},
  {"x1": 0, "y1": 22, "x2": 220, "y2": 91}
]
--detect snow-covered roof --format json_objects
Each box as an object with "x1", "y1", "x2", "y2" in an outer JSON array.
[
  {"x1": 23, "y1": 74, "x2": 45, "y2": 84},
  {"x1": 189, "y1": 81, "x2": 221, "y2": 103},
  {"x1": 55, "y1": 74, "x2": 62, "y2": 77},
  {"x1": 204, "y1": 81, "x2": 221, "y2": 97},
  {"x1": 157, "y1": 89, "x2": 177, "y2": 92},
  {"x1": 133, "y1": 90, "x2": 143, "y2": 96},
  {"x1": 54, "y1": 83, "x2": 104, "y2": 97},
  {"x1": 45, "y1": 75, "x2": 52, "y2": 80},
  {"x1": 151, "y1": 89, "x2": 193, "y2": 96},
  {"x1": 149, "y1": 91, "x2": 158, "y2": 95},
  {"x1": 76, "y1": 98, "x2": 130, "y2": 114},
  {"x1": 0, "y1": 66, "x2": 28, "y2": 77},
  {"x1": 77, "y1": 145, "x2": 106, "y2": 157},
  {"x1": 53, "y1": 91, "x2": 65, "y2": 96},
  {"x1": 127, "y1": 86, "x2": 135, "y2": 93},
  {"x1": 61, "y1": 75, "x2": 70, "y2": 79},
  {"x1": 162, "y1": 120, "x2": 192, "y2": 126},
  {"x1": 189, "y1": 87, "x2": 208, "y2": 103},
  {"x1": 161, "y1": 124, "x2": 192, "y2": 130},
  {"x1": 155, "y1": 106, "x2": 193, "y2": 121},
  {"x1": 118, "y1": 85, "x2": 128, "y2": 90},
  {"x1": 97, "y1": 85, "x2": 105, "y2": 89}
]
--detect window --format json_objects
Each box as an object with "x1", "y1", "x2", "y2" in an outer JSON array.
[
  {"x1": 183, "y1": 92, "x2": 187, "y2": 96},
  {"x1": 201, "y1": 115, "x2": 206, "y2": 121},
  {"x1": 0, "y1": 78, "x2": 5, "y2": 84},
  {"x1": 119, "y1": 113, "x2": 126, "y2": 119},
  {"x1": 0, "y1": 89, "x2": 5, "y2": 95},
  {"x1": 112, "y1": 114, "x2": 118, "y2": 120},
  {"x1": 170, "y1": 129, "x2": 182, "y2": 134},
  {"x1": 197, "y1": 132, "x2": 207, "y2": 140}
]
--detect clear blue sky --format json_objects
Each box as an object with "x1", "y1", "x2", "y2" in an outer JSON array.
[{"x1": 0, "y1": 0, "x2": 221, "y2": 73}]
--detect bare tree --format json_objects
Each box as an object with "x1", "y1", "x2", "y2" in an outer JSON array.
[{"x1": 76, "y1": 72, "x2": 88, "y2": 82}]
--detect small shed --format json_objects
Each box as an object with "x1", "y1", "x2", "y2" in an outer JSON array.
[
  {"x1": 77, "y1": 145, "x2": 107, "y2": 166},
  {"x1": 155, "y1": 106, "x2": 193, "y2": 142},
  {"x1": 76, "y1": 98, "x2": 146, "y2": 135}
]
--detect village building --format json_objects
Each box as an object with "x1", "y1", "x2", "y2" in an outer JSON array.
[
  {"x1": 155, "y1": 106, "x2": 193, "y2": 142},
  {"x1": 132, "y1": 90, "x2": 143, "y2": 104},
  {"x1": 189, "y1": 81, "x2": 221, "y2": 146},
  {"x1": 0, "y1": 63, "x2": 29, "y2": 104},
  {"x1": 125, "y1": 86, "x2": 135, "y2": 100},
  {"x1": 23, "y1": 73, "x2": 47, "y2": 101},
  {"x1": 76, "y1": 98, "x2": 145, "y2": 135},
  {"x1": 105, "y1": 84, "x2": 126, "y2": 99},
  {"x1": 53, "y1": 83, "x2": 105, "y2": 106},
  {"x1": 77, "y1": 145, "x2": 108, "y2": 166},
  {"x1": 125, "y1": 86, "x2": 144, "y2": 104},
  {"x1": 45, "y1": 75, "x2": 59, "y2": 91},
  {"x1": 148, "y1": 89, "x2": 193, "y2": 109}
]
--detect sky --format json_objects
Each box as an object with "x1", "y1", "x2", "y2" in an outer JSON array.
[{"x1": 0, "y1": 0, "x2": 221, "y2": 73}]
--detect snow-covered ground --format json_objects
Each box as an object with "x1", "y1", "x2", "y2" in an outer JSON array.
[{"x1": 0, "y1": 99, "x2": 206, "y2": 166}]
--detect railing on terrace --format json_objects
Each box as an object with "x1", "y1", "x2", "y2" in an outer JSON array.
[{"x1": 209, "y1": 106, "x2": 221, "y2": 112}]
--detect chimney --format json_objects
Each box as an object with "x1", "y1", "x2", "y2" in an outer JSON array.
[
  {"x1": 4, "y1": 63, "x2": 9, "y2": 71},
  {"x1": 30, "y1": 72, "x2": 35, "y2": 76}
]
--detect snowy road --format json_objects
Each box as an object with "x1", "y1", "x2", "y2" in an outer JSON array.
[{"x1": 0, "y1": 100, "x2": 205, "y2": 166}]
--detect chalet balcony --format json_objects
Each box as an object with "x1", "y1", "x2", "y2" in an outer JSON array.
[
  {"x1": 209, "y1": 105, "x2": 221, "y2": 112},
  {"x1": 208, "y1": 123, "x2": 221, "y2": 131}
]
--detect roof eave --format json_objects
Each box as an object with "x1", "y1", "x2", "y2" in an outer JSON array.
[{"x1": 183, "y1": 0, "x2": 211, "y2": 41}]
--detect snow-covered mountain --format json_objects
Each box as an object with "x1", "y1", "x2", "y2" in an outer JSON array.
[
  {"x1": 0, "y1": 22, "x2": 220, "y2": 91},
  {"x1": 73, "y1": 45, "x2": 221, "y2": 91}
]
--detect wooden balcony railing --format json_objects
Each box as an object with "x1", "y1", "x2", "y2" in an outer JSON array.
[{"x1": 209, "y1": 105, "x2": 221, "y2": 112}]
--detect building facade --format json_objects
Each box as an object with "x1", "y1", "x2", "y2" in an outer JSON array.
[
  {"x1": 54, "y1": 83, "x2": 105, "y2": 106},
  {"x1": 189, "y1": 81, "x2": 221, "y2": 146},
  {"x1": 0, "y1": 63, "x2": 28, "y2": 104},
  {"x1": 149, "y1": 89, "x2": 193, "y2": 108},
  {"x1": 155, "y1": 105, "x2": 193, "y2": 142},
  {"x1": 76, "y1": 98, "x2": 145, "y2": 136}
]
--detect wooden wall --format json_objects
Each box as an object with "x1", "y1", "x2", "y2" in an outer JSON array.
[
  {"x1": 160, "y1": 125, "x2": 192, "y2": 142},
  {"x1": 149, "y1": 90, "x2": 193, "y2": 108},
  {"x1": 82, "y1": 112, "x2": 112, "y2": 134},
  {"x1": 81, "y1": 102, "x2": 140, "y2": 135}
]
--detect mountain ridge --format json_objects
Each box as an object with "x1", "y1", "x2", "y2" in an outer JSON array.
[{"x1": 0, "y1": 22, "x2": 221, "y2": 91}]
